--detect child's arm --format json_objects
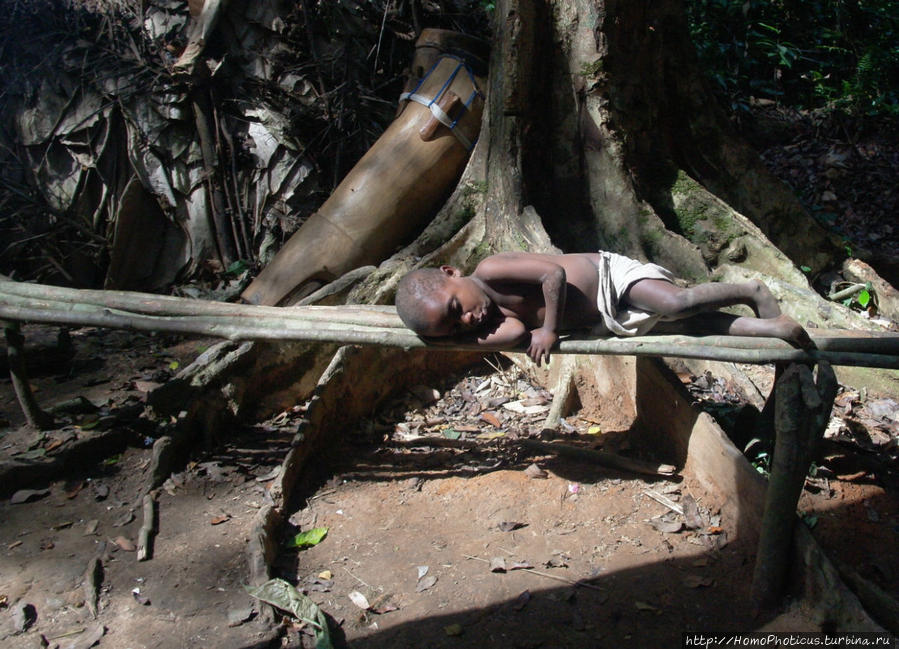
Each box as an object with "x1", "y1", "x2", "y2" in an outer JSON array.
[
  {"x1": 425, "y1": 316, "x2": 528, "y2": 349},
  {"x1": 474, "y1": 253, "x2": 567, "y2": 364}
]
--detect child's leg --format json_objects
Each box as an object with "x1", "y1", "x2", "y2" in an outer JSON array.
[
  {"x1": 672, "y1": 312, "x2": 813, "y2": 347},
  {"x1": 624, "y1": 279, "x2": 811, "y2": 347},
  {"x1": 623, "y1": 279, "x2": 782, "y2": 319}
]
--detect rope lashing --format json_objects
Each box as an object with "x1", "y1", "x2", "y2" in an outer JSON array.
[{"x1": 400, "y1": 55, "x2": 484, "y2": 151}]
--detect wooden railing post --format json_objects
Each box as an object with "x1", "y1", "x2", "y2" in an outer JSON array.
[
  {"x1": 3, "y1": 320, "x2": 55, "y2": 430},
  {"x1": 751, "y1": 361, "x2": 837, "y2": 611}
]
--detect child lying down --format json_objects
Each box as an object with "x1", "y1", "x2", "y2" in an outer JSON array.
[{"x1": 394, "y1": 251, "x2": 811, "y2": 365}]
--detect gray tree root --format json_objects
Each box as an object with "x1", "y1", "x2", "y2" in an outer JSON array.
[
  {"x1": 541, "y1": 355, "x2": 577, "y2": 431},
  {"x1": 520, "y1": 438, "x2": 677, "y2": 477}
]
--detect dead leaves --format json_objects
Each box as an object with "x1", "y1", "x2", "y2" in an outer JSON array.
[
  {"x1": 650, "y1": 519, "x2": 684, "y2": 534},
  {"x1": 415, "y1": 575, "x2": 438, "y2": 592},
  {"x1": 644, "y1": 487, "x2": 728, "y2": 556},
  {"x1": 681, "y1": 494, "x2": 704, "y2": 530},
  {"x1": 387, "y1": 369, "x2": 555, "y2": 445},
  {"x1": 415, "y1": 566, "x2": 437, "y2": 593},
  {"x1": 480, "y1": 411, "x2": 502, "y2": 427},
  {"x1": 347, "y1": 590, "x2": 370, "y2": 610},
  {"x1": 10, "y1": 488, "x2": 50, "y2": 504},
  {"x1": 683, "y1": 574, "x2": 715, "y2": 589}
]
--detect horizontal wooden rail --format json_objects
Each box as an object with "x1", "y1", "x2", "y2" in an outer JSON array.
[{"x1": 2, "y1": 278, "x2": 898, "y2": 368}]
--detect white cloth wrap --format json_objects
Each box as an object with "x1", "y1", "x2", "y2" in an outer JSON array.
[{"x1": 592, "y1": 251, "x2": 676, "y2": 336}]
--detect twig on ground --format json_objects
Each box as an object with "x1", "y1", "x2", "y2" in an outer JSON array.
[
  {"x1": 643, "y1": 488, "x2": 684, "y2": 515},
  {"x1": 463, "y1": 554, "x2": 606, "y2": 593},
  {"x1": 136, "y1": 492, "x2": 157, "y2": 562}
]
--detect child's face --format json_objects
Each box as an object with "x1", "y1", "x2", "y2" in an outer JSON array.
[{"x1": 420, "y1": 267, "x2": 493, "y2": 337}]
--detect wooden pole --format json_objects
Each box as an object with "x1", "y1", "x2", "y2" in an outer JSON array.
[
  {"x1": 2, "y1": 278, "x2": 899, "y2": 368},
  {"x1": 3, "y1": 321, "x2": 55, "y2": 430},
  {"x1": 750, "y1": 361, "x2": 838, "y2": 612}
]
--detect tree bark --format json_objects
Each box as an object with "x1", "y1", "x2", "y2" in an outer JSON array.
[{"x1": 751, "y1": 362, "x2": 837, "y2": 611}]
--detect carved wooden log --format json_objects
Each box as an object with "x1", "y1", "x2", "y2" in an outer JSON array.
[{"x1": 241, "y1": 29, "x2": 489, "y2": 305}]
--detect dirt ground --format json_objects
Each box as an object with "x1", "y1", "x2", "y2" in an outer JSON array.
[
  {"x1": 278, "y1": 443, "x2": 756, "y2": 648},
  {"x1": 1, "y1": 326, "x2": 896, "y2": 648}
]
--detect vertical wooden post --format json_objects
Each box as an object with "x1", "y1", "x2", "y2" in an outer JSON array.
[
  {"x1": 3, "y1": 321, "x2": 55, "y2": 430},
  {"x1": 751, "y1": 361, "x2": 837, "y2": 611}
]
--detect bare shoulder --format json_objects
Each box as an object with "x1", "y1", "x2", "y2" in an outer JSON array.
[
  {"x1": 473, "y1": 252, "x2": 556, "y2": 279},
  {"x1": 475, "y1": 251, "x2": 550, "y2": 267},
  {"x1": 474, "y1": 251, "x2": 601, "y2": 284}
]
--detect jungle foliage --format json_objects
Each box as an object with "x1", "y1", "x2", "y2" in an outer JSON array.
[{"x1": 687, "y1": 0, "x2": 899, "y2": 116}]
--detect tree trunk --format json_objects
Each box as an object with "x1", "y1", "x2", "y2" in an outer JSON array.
[
  {"x1": 345, "y1": 0, "x2": 841, "y2": 283},
  {"x1": 157, "y1": 0, "x2": 899, "y2": 433}
]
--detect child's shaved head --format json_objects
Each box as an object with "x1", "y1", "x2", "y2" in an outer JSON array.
[{"x1": 395, "y1": 268, "x2": 448, "y2": 334}]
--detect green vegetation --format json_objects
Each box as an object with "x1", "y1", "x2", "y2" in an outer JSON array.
[
  {"x1": 672, "y1": 175, "x2": 707, "y2": 238},
  {"x1": 687, "y1": 0, "x2": 899, "y2": 116},
  {"x1": 472, "y1": 239, "x2": 494, "y2": 260},
  {"x1": 640, "y1": 228, "x2": 664, "y2": 258},
  {"x1": 579, "y1": 58, "x2": 605, "y2": 77},
  {"x1": 463, "y1": 180, "x2": 489, "y2": 196},
  {"x1": 670, "y1": 171, "x2": 736, "y2": 247},
  {"x1": 457, "y1": 200, "x2": 477, "y2": 222}
]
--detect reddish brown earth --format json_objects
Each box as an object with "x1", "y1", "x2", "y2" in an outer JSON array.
[{"x1": 1, "y1": 327, "x2": 896, "y2": 648}]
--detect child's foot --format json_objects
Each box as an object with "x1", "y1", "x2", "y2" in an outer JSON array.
[
  {"x1": 771, "y1": 314, "x2": 814, "y2": 349},
  {"x1": 747, "y1": 280, "x2": 782, "y2": 319}
]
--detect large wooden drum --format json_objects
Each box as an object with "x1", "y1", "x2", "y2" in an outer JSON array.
[{"x1": 241, "y1": 29, "x2": 489, "y2": 306}]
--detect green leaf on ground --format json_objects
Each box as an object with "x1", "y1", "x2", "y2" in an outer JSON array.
[
  {"x1": 245, "y1": 578, "x2": 332, "y2": 649},
  {"x1": 444, "y1": 623, "x2": 463, "y2": 636},
  {"x1": 287, "y1": 527, "x2": 328, "y2": 549},
  {"x1": 226, "y1": 260, "x2": 249, "y2": 275}
]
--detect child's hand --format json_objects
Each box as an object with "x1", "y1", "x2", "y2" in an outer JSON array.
[{"x1": 528, "y1": 327, "x2": 558, "y2": 366}]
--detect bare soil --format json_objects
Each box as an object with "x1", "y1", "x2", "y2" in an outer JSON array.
[
  {"x1": 1, "y1": 327, "x2": 896, "y2": 648},
  {"x1": 278, "y1": 440, "x2": 756, "y2": 648}
]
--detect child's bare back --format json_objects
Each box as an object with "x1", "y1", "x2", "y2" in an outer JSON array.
[{"x1": 395, "y1": 251, "x2": 810, "y2": 365}]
